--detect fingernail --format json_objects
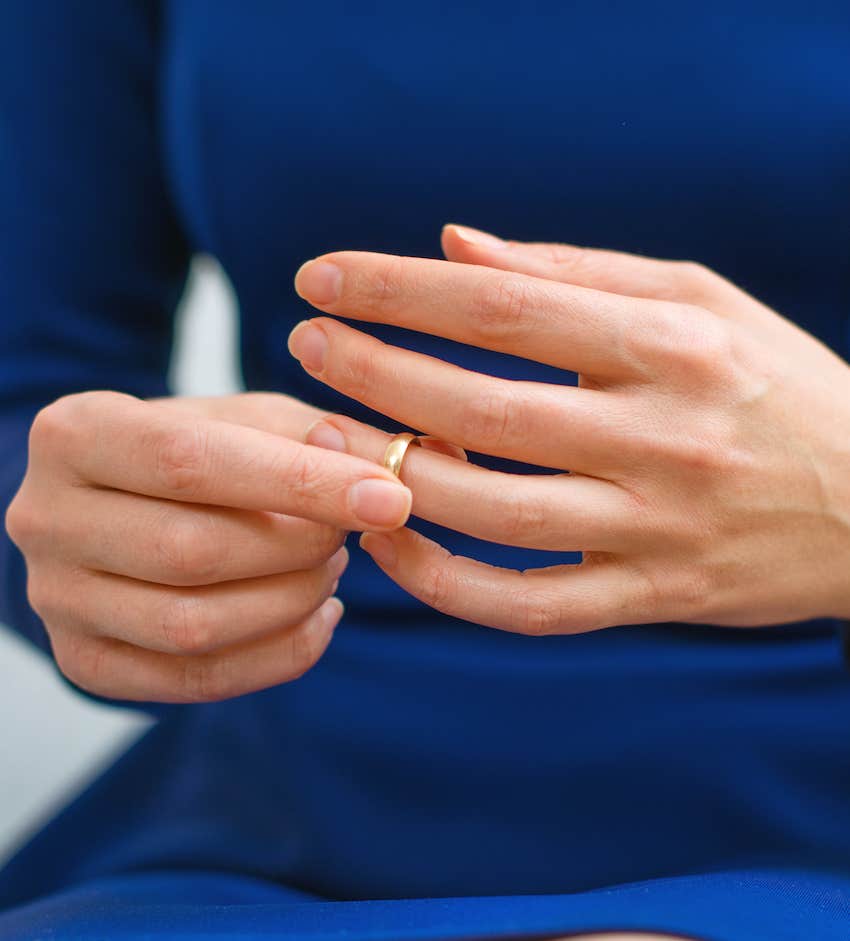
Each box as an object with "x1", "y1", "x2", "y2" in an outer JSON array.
[
  {"x1": 328, "y1": 545, "x2": 349, "y2": 579},
  {"x1": 288, "y1": 321, "x2": 328, "y2": 372},
  {"x1": 449, "y1": 224, "x2": 506, "y2": 250},
  {"x1": 319, "y1": 596, "x2": 345, "y2": 629},
  {"x1": 359, "y1": 532, "x2": 397, "y2": 568},
  {"x1": 295, "y1": 260, "x2": 343, "y2": 305},
  {"x1": 347, "y1": 478, "x2": 412, "y2": 529},
  {"x1": 306, "y1": 419, "x2": 347, "y2": 452}
]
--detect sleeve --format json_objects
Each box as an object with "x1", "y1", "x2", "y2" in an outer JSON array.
[{"x1": 0, "y1": 3, "x2": 191, "y2": 660}]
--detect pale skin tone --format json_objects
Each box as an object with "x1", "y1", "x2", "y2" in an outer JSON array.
[
  {"x1": 4, "y1": 390, "x2": 459, "y2": 703},
  {"x1": 6, "y1": 226, "x2": 842, "y2": 938},
  {"x1": 289, "y1": 223, "x2": 850, "y2": 635}
]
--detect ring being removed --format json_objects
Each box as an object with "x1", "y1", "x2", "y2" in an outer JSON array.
[{"x1": 383, "y1": 432, "x2": 421, "y2": 481}]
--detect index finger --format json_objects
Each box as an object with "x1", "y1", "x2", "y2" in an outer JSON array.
[
  {"x1": 294, "y1": 251, "x2": 682, "y2": 380},
  {"x1": 57, "y1": 392, "x2": 412, "y2": 531}
]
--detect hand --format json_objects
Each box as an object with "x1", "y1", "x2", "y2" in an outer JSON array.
[
  {"x1": 4, "y1": 391, "x2": 417, "y2": 702},
  {"x1": 287, "y1": 225, "x2": 850, "y2": 635}
]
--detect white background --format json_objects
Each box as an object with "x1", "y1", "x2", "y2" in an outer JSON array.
[{"x1": 0, "y1": 259, "x2": 240, "y2": 865}]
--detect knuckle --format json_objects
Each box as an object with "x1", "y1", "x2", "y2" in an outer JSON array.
[
  {"x1": 30, "y1": 391, "x2": 130, "y2": 463},
  {"x1": 4, "y1": 491, "x2": 39, "y2": 547},
  {"x1": 633, "y1": 564, "x2": 667, "y2": 618},
  {"x1": 159, "y1": 592, "x2": 213, "y2": 654},
  {"x1": 554, "y1": 244, "x2": 605, "y2": 277},
  {"x1": 52, "y1": 632, "x2": 108, "y2": 695},
  {"x1": 469, "y1": 273, "x2": 536, "y2": 342},
  {"x1": 373, "y1": 255, "x2": 407, "y2": 304},
  {"x1": 515, "y1": 594, "x2": 563, "y2": 637},
  {"x1": 669, "y1": 569, "x2": 713, "y2": 619},
  {"x1": 676, "y1": 433, "x2": 731, "y2": 476},
  {"x1": 418, "y1": 562, "x2": 457, "y2": 613},
  {"x1": 302, "y1": 523, "x2": 345, "y2": 566},
  {"x1": 622, "y1": 304, "x2": 682, "y2": 368},
  {"x1": 281, "y1": 447, "x2": 330, "y2": 500},
  {"x1": 357, "y1": 254, "x2": 409, "y2": 315},
  {"x1": 25, "y1": 572, "x2": 55, "y2": 618},
  {"x1": 649, "y1": 430, "x2": 738, "y2": 491},
  {"x1": 634, "y1": 304, "x2": 732, "y2": 376},
  {"x1": 499, "y1": 493, "x2": 548, "y2": 544},
  {"x1": 152, "y1": 422, "x2": 209, "y2": 496},
  {"x1": 461, "y1": 382, "x2": 517, "y2": 450},
  {"x1": 29, "y1": 395, "x2": 84, "y2": 454},
  {"x1": 335, "y1": 341, "x2": 379, "y2": 403},
  {"x1": 179, "y1": 655, "x2": 234, "y2": 703},
  {"x1": 648, "y1": 419, "x2": 726, "y2": 478},
  {"x1": 286, "y1": 618, "x2": 329, "y2": 681},
  {"x1": 636, "y1": 562, "x2": 710, "y2": 621},
  {"x1": 674, "y1": 260, "x2": 718, "y2": 295},
  {"x1": 156, "y1": 513, "x2": 226, "y2": 584},
  {"x1": 685, "y1": 315, "x2": 734, "y2": 373}
]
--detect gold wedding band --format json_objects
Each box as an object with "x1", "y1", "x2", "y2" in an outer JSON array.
[{"x1": 383, "y1": 432, "x2": 421, "y2": 480}]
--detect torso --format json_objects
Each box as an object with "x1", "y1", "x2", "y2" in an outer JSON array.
[{"x1": 17, "y1": 0, "x2": 850, "y2": 902}]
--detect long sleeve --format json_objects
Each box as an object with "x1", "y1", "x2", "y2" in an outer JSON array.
[{"x1": 0, "y1": 3, "x2": 190, "y2": 655}]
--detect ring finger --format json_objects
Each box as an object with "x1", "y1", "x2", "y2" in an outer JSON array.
[{"x1": 306, "y1": 414, "x2": 641, "y2": 553}]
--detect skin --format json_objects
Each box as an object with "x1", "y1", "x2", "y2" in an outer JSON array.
[
  {"x1": 7, "y1": 237, "x2": 819, "y2": 931},
  {"x1": 3, "y1": 238, "x2": 810, "y2": 930},
  {"x1": 3, "y1": 391, "x2": 472, "y2": 702},
  {"x1": 289, "y1": 223, "x2": 850, "y2": 636}
]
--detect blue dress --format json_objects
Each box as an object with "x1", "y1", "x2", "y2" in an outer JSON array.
[{"x1": 1, "y1": 2, "x2": 850, "y2": 938}]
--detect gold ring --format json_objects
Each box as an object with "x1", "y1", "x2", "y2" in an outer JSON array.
[{"x1": 383, "y1": 432, "x2": 421, "y2": 480}]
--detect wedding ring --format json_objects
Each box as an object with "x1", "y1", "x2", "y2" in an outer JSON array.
[{"x1": 383, "y1": 432, "x2": 421, "y2": 480}]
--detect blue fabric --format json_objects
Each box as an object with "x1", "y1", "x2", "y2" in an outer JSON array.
[
  {"x1": 2, "y1": 869, "x2": 850, "y2": 941},
  {"x1": 1, "y1": 1, "x2": 850, "y2": 938}
]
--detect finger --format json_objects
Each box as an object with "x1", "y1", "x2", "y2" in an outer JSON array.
[
  {"x1": 168, "y1": 392, "x2": 467, "y2": 462},
  {"x1": 358, "y1": 527, "x2": 647, "y2": 635},
  {"x1": 54, "y1": 487, "x2": 345, "y2": 586},
  {"x1": 442, "y1": 223, "x2": 701, "y2": 299},
  {"x1": 307, "y1": 415, "x2": 637, "y2": 552},
  {"x1": 50, "y1": 597, "x2": 344, "y2": 704},
  {"x1": 440, "y1": 223, "x2": 775, "y2": 328},
  {"x1": 47, "y1": 549, "x2": 348, "y2": 655},
  {"x1": 49, "y1": 391, "x2": 412, "y2": 532},
  {"x1": 155, "y1": 392, "x2": 328, "y2": 439},
  {"x1": 293, "y1": 250, "x2": 683, "y2": 380},
  {"x1": 290, "y1": 317, "x2": 636, "y2": 474},
  {"x1": 417, "y1": 437, "x2": 468, "y2": 462}
]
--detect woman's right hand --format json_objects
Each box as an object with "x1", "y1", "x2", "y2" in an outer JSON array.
[{"x1": 4, "y1": 390, "x2": 414, "y2": 703}]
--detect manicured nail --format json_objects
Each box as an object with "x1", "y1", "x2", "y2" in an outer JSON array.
[
  {"x1": 448, "y1": 224, "x2": 506, "y2": 250},
  {"x1": 347, "y1": 478, "x2": 412, "y2": 529},
  {"x1": 294, "y1": 260, "x2": 343, "y2": 305},
  {"x1": 328, "y1": 545, "x2": 349, "y2": 579},
  {"x1": 288, "y1": 321, "x2": 328, "y2": 372},
  {"x1": 306, "y1": 419, "x2": 347, "y2": 452},
  {"x1": 319, "y1": 596, "x2": 345, "y2": 629},
  {"x1": 359, "y1": 532, "x2": 397, "y2": 568}
]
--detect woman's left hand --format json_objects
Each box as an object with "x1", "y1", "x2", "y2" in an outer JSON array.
[{"x1": 287, "y1": 225, "x2": 850, "y2": 635}]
